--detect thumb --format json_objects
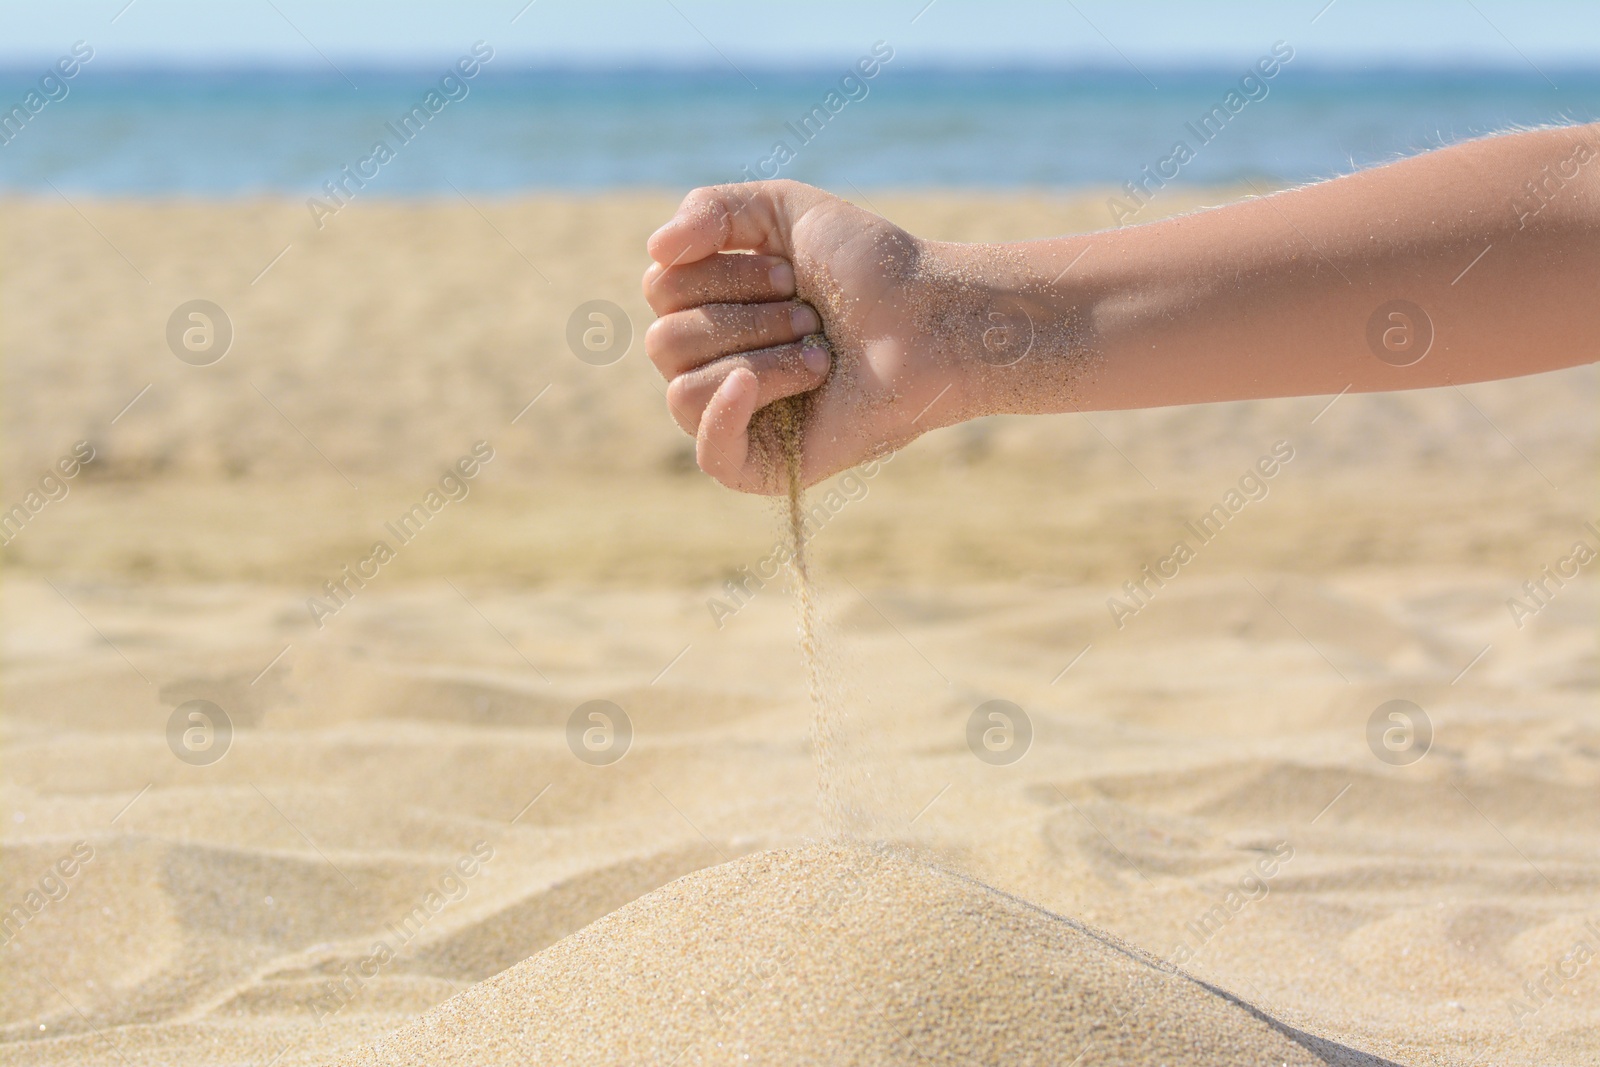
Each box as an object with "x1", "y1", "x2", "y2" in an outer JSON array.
[
  {"x1": 695, "y1": 366, "x2": 761, "y2": 490},
  {"x1": 647, "y1": 179, "x2": 827, "y2": 267}
]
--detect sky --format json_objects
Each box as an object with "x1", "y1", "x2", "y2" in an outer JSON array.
[{"x1": 0, "y1": 0, "x2": 1595, "y2": 70}]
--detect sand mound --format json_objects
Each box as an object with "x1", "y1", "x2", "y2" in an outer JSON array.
[{"x1": 335, "y1": 845, "x2": 1394, "y2": 1066}]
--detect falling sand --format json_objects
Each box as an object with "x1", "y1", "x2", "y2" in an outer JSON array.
[{"x1": 768, "y1": 389, "x2": 845, "y2": 836}]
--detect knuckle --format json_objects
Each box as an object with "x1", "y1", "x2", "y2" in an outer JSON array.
[
  {"x1": 650, "y1": 273, "x2": 689, "y2": 312},
  {"x1": 683, "y1": 186, "x2": 720, "y2": 212},
  {"x1": 642, "y1": 267, "x2": 675, "y2": 312},
  {"x1": 665, "y1": 405, "x2": 695, "y2": 437},
  {"x1": 692, "y1": 187, "x2": 732, "y2": 230},
  {"x1": 665, "y1": 374, "x2": 689, "y2": 408},
  {"x1": 643, "y1": 317, "x2": 675, "y2": 365},
  {"x1": 658, "y1": 309, "x2": 712, "y2": 353},
  {"x1": 665, "y1": 375, "x2": 701, "y2": 425}
]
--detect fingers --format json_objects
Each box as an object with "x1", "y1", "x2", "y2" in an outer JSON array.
[
  {"x1": 665, "y1": 341, "x2": 831, "y2": 436},
  {"x1": 647, "y1": 301, "x2": 822, "y2": 378},
  {"x1": 647, "y1": 180, "x2": 826, "y2": 266},
  {"x1": 645, "y1": 179, "x2": 838, "y2": 493},
  {"x1": 642, "y1": 253, "x2": 794, "y2": 316},
  {"x1": 695, "y1": 367, "x2": 760, "y2": 489}
]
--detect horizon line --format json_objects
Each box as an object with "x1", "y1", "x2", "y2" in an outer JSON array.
[{"x1": 0, "y1": 57, "x2": 1591, "y2": 75}]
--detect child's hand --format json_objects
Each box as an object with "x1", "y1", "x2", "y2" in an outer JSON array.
[
  {"x1": 642, "y1": 180, "x2": 978, "y2": 494},
  {"x1": 645, "y1": 127, "x2": 1600, "y2": 495}
]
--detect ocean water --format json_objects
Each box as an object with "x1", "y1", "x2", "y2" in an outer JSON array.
[{"x1": 0, "y1": 63, "x2": 1595, "y2": 194}]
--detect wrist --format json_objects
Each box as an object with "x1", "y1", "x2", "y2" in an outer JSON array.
[{"x1": 911, "y1": 239, "x2": 1096, "y2": 420}]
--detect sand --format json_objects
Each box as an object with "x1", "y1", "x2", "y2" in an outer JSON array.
[
  {"x1": 767, "y1": 383, "x2": 862, "y2": 839},
  {"x1": 767, "y1": 392, "x2": 843, "y2": 834},
  {"x1": 335, "y1": 844, "x2": 1396, "y2": 1065},
  {"x1": 3, "y1": 191, "x2": 1597, "y2": 1066}
]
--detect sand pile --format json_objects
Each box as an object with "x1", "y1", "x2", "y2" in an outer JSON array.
[{"x1": 335, "y1": 844, "x2": 1392, "y2": 1066}]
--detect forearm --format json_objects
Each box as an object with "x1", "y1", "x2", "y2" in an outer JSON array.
[{"x1": 941, "y1": 123, "x2": 1600, "y2": 416}]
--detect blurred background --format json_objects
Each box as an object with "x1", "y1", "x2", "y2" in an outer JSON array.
[
  {"x1": 4, "y1": 1, "x2": 1599, "y2": 194},
  {"x1": 2, "y1": 4, "x2": 1596, "y2": 1065}
]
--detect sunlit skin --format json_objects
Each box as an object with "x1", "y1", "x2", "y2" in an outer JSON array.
[{"x1": 643, "y1": 123, "x2": 1600, "y2": 494}]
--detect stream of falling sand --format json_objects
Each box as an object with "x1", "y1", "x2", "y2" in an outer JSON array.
[{"x1": 769, "y1": 393, "x2": 844, "y2": 836}]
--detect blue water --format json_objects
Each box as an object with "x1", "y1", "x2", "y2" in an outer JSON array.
[{"x1": 0, "y1": 64, "x2": 1594, "y2": 194}]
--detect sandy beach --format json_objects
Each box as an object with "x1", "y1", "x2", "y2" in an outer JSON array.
[{"x1": 3, "y1": 191, "x2": 1597, "y2": 1065}]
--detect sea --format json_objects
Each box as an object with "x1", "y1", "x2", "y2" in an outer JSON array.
[{"x1": 0, "y1": 63, "x2": 1595, "y2": 195}]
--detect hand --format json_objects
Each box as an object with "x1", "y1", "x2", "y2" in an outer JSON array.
[{"x1": 642, "y1": 180, "x2": 981, "y2": 494}]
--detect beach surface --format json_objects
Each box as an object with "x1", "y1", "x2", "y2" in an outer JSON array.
[{"x1": 3, "y1": 192, "x2": 1597, "y2": 1065}]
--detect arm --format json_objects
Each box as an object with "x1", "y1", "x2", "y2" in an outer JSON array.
[
  {"x1": 642, "y1": 123, "x2": 1600, "y2": 493},
  {"x1": 960, "y1": 121, "x2": 1600, "y2": 413}
]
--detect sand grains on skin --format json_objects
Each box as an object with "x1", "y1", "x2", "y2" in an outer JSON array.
[{"x1": 334, "y1": 844, "x2": 1398, "y2": 1066}]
